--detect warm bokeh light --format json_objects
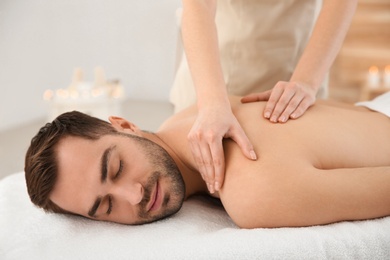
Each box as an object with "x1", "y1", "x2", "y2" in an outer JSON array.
[
  {"x1": 369, "y1": 66, "x2": 379, "y2": 74},
  {"x1": 43, "y1": 89, "x2": 54, "y2": 101}
]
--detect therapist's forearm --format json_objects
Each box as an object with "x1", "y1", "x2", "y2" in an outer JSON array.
[
  {"x1": 181, "y1": 0, "x2": 229, "y2": 108},
  {"x1": 290, "y1": 0, "x2": 357, "y2": 90}
]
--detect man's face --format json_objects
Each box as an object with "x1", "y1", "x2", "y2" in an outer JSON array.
[{"x1": 50, "y1": 132, "x2": 185, "y2": 225}]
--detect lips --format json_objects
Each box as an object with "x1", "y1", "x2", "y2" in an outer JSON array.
[{"x1": 148, "y1": 181, "x2": 162, "y2": 212}]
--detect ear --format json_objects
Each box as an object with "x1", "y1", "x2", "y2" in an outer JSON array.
[{"x1": 108, "y1": 116, "x2": 141, "y2": 135}]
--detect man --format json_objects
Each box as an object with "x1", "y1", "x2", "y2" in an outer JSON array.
[{"x1": 25, "y1": 95, "x2": 390, "y2": 228}]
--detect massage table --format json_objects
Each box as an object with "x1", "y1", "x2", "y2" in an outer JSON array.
[
  {"x1": 1, "y1": 172, "x2": 390, "y2": 259},
  {"x1": 3, "y1": 93, "x2": 390, "y2": 259}
]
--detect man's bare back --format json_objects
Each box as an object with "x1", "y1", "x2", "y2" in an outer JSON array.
[{"x1": 159, "y1": 97, "x2": 390, "y2": 228}]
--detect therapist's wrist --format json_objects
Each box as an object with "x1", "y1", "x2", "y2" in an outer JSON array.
[
  {"x1": 196, "y1": 88, "x2": 230, "y2": 110},
  {"x1": 289, "y1": 77, "x2": 321, "y2": 94},
  {"x1": 197, "y1": 95, "x2": 231, "y2": 114}
]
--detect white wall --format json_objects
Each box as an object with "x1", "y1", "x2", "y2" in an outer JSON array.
[{"x1": 0, "y1": 0, "x2": 182, "y2": 131}]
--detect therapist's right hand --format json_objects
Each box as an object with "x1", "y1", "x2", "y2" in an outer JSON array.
[{"x1": 187, "y1": 103, "x2": 257, "y2": 194}]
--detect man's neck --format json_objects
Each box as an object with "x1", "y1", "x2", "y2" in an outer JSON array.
[{"x1": 141, "y1": 131, "x2": 209, "y2": 199}]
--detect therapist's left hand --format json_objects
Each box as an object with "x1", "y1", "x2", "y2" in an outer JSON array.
[{"x1": 241, "y1": 81, "x2": 317, "y2": 123}]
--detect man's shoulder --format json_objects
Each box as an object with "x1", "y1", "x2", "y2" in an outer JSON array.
[
  {"x1": 158, "y1": 104, "x2": 197, "y2": 131},
  {"x1": 158, "y1": 95, "x2": 254, "y2": 131}
]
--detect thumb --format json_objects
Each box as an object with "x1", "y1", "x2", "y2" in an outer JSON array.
[
  {"x1": 229, "y1": 127, "x2": 257, "y2": 161},
  {"x1": 241, "y1": 90, "x2": 272, "y2": 103}
]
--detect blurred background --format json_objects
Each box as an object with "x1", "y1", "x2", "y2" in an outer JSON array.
[
  {"x1": 0, "y1": 0, "x2": 389, "y2": 179},
  {"x1": 329, "y1": 0, "x2": 390, "y2": 102},
  {"x1": 0, "y1": 0, "x2": 181, "y2": 132}
]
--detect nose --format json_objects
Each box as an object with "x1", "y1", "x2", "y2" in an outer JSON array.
[{"x1": 111, "y1": 182, "x2": 143, "y2": 205}]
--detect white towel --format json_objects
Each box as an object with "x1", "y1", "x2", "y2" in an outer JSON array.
[
  {"x1": 1, "y1": 172, "x2": 390, "y2": 259},
  {"x1": 356, "y1": 91, "x2": 390, "y2": 118}
]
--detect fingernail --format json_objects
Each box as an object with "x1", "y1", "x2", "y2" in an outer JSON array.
[
  {"x1": 279, "y1": 116, "x2": 286, "y2": 123},
  {"x1": 208, "y1": 184, "x2": 214, "y2": 194},
  {"x1": 264, "y1": 112, "x2": 271, "y2": 118},
  {"x1": 291, "y1": 113, "x2": 297, "y2": 119},
  {"x1": 250, "y1": 150, "x2": 257, "y2": 160},
  {"x1": 214, "y1": 182, "x2": 220, "y2": 191},
  {"x1": 271, "y1": 116, "x2": 277, "y2": 122}
]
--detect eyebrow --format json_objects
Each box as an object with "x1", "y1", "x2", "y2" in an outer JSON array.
[
  {"x1": 101, "y1": 145, "x2": 116, "y2": 182},
  {"x1": 88, "y1": 197, "x2": 102, "y2": 218},
  {"x1": 87, "y1": 145, "x2": 116, "y2": 218}
]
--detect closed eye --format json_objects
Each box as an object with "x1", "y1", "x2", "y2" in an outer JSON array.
[
  {"x1": 107, "y1": 160, "x2": 123, "y2": 215},
  {"x1": 107, "y1": 196, "x2": 112, "y2": 215},
  {"x1": 114, "y1": 160, "x2": 124, "y2": 180}
]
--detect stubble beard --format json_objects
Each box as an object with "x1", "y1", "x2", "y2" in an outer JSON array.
[{"x1": 120, "y1": 133, "x2": 186, "y2": 225}]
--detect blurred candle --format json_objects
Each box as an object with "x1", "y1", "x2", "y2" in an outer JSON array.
[
  {"x1": 367, "y1": 66, "x2": 380, "y2": 88},
  {"x1": 56, "y1": 88, "x2": 69, "y2": 99},
  {"x1": 43, "y1": 89, "x2": 54, "y2": 101},
  {"x1": 384, "y1": 65, "x2": 390, "y2": 87}
]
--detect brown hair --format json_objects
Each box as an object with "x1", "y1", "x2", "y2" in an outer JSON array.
[{"x1": 25, "y1": 111, "x2": 118, "y2": 213}]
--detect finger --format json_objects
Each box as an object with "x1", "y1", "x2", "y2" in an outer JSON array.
[
  {"x1": 264, "y1": 84, "x2": 287, "y2": 121},
  {"x1": 198, "y1": 142, "x2": 216, "y2": 193},
  {"x1": 278, "y1": 94, "x2": 304, "y2": 123},
  {"x1": 290, "y1": 96, "x2": 315, "y2": 119},
  {"x1": 188, "y1": 138, "x2": 208, "y2": 182},
  {"x1": 241, "y1": 90, "x2": 272, "y2": 103},
  {"x1": 188, "y1": 130, "x2": 211, "y2": 184},
  {"x1": 266, "y1": 85, "x2": 295, "y2": 123},
  {"x1": 209, "y1": 138, "x2": 225, "y2": 191},
  {"x1": 189, "y1": 132, "x2": 219, "y2": 193},
  {"x1": 229, "y1": 125, "x2": 257, "y2": 162}
]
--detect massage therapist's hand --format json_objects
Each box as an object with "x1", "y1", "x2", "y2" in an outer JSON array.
[
  {"x1": 241, "y1": 81, "x2": 317, "y2": 123},
  {"x1": 188, "y1": 103, "x2": 257, "y2": 194}
]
